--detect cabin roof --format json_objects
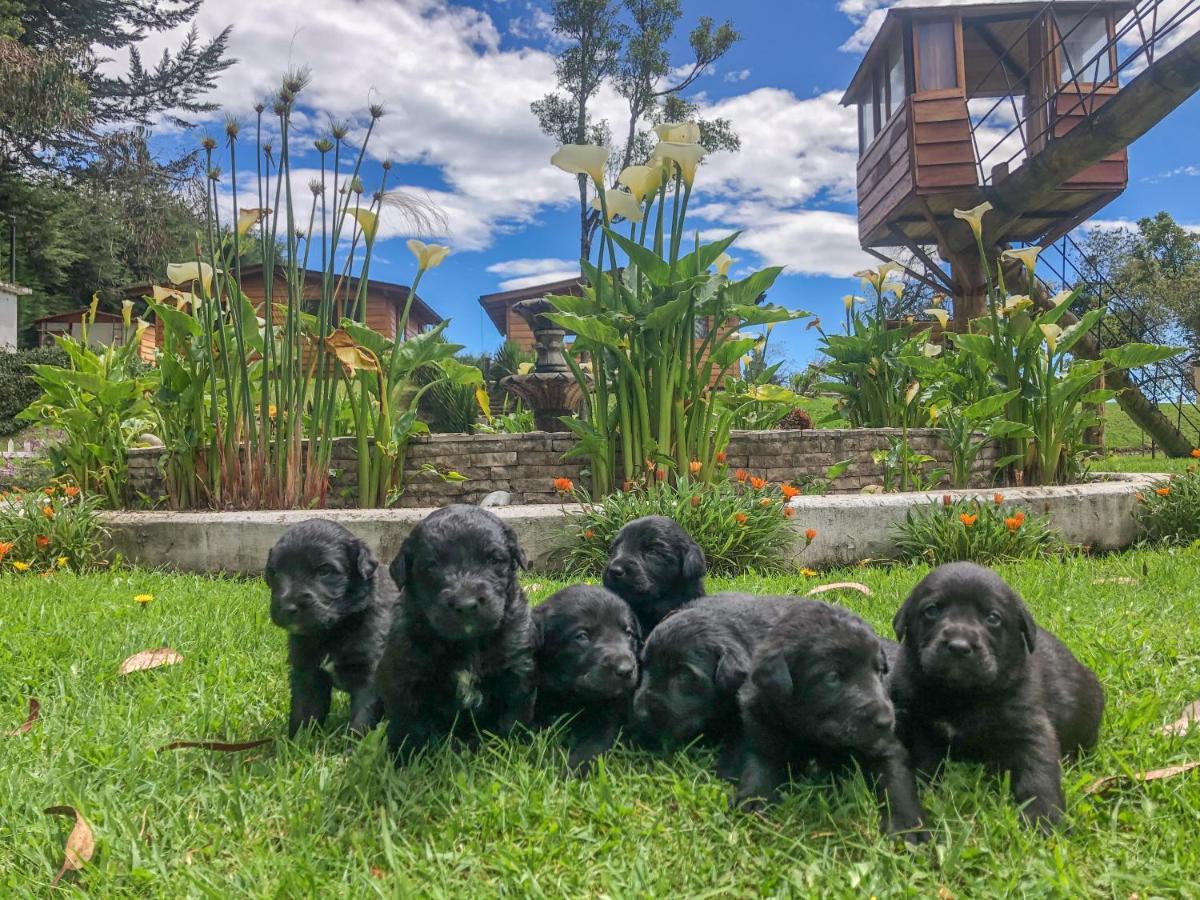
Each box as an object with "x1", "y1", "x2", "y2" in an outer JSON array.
[
  {"x1": 32, "y1": 308, "x2": 124, "y2": 325},
  {"x1": 841, "y1": 0, "x2": 1135, "y2": 105},
  {"x1": 478, "y1": 275, "x2": 584, "y2": 335},
  {"x1": 121, "y1": 263, "x2": 444, "y2": 327}
]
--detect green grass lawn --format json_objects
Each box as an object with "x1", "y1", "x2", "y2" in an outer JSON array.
[
  {"x1": 1101, "y1": 402, "x2": 1200, "y2": 454},
  {"x1": 1089, "y1": 454, "x2": 1195, "y2": 475},
  {"x1": 3, "y1": 554, "x2": 1200, "y2": 896}
]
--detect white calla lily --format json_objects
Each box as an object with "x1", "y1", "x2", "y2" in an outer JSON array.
[
  {"x1": 1051, "y1": 290, "x2": 1073, "y2": 307},
  {"x1": 954, "y1": 202, "x2": 993, "y2": 240},
  {"x1": 122, "y1": 299, "x2": 134, "y2": 328},
  {"x1": 652, "y1": 141, "x2": 705, "y2": 187},
  {"x1": 617, "y1": 164, "x2": 662, "y2": 202},
  {"x1": 407, "y1": 239, "x2": 450, "y2": 271},
  {"x1": 1003, "y1": 294, "x2": 1033, "y2": 315},
  {"x1": 236, "y1": 208, "x2": 268, "y2": 237},
  {"x1": 1040, "y1": 323, "x2": 1063, "y2": 352},
  {"x1": 923, "y1": 342, "x2": 943, "y2": 357},
  {"x1": 1001, "y1": 246, "x2": 1041, "y2": 275},
  {"x1": 842, "y1": 295, "x2": 864, "y2": 311},
  {"x1": 924, "y1": 308, "x2": 949, "y2": 329},
  {"x1": 591, "y1": 189, "x2": 644, "y2": 223},
  {"x1": 653, "y1": 121, "x2": 701, "y2": 144},
  {"x1": 904, "y1": 381, "x2": 920, "y2": 406},
  {"x1": 551, "y1": 144, "x2": 610, "y2": 185},
  {"x1": 714, "y1": 252, "x2": 733, "y2": 277},
  {"x1": 167, "y1": 261, "x2": 216, "y2": 293}
]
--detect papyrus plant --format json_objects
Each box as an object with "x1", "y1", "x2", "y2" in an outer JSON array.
[
  {"x1": 146, "y1": 71, "x2": 474, "y2": 509},
  {"x1": 547, "y1": 129, "x2": 807, "y2": 495}
]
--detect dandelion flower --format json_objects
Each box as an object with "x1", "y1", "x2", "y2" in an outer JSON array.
[
  {"x1": 135, "y1": 593, "x2": 154, "y2": 606},
  {"x1": 12, "y1": 561, "x2": 31, "y2": 572}
]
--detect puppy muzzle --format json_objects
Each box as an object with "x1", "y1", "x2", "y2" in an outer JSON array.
[{"x1": 920, "y1": 631, "x2": 998, "y2": 687}]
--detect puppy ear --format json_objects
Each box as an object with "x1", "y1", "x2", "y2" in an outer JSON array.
[
  {"x1": 502, "y1": 521, "x2": 531, "y2": 571},
  {"x1": 681, "y1": 543, "x2": 706, "y2": 584},
  {"x1": 749, "y1": 652, "x2": 793, "y2": 703},
  {"x1": 351, "y1": 538, "x2": 378, "y2": 583},
  {"x1": 388, "y1": 535, "x2": 412, "y2": 590},
  {"x1": 892, "y1": 596, "x2": 912, "y2": 643},
  {"x1": 1016, "y1": 601, "x2": 1037, "y2": 654},
  {"x1": 714, "y1": 648, "x2": 750, "y2": 693}
]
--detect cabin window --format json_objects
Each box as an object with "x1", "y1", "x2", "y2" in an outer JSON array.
[
  {"x1": 1055, "y1": 13, "x2": 1112, "y2": 84},
  {"x1": 888, "y1": 42, "x2": 906, "y2": 117},
  {"x1": 916, "y1": 20, "x2": 958, "y2": 91},
  {"x1": 858, "y1": 101, "x2": 877, "y2": 151}
]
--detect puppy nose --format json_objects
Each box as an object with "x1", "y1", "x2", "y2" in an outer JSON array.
[
  {"x1": 871, "y1": 710, "x2": 895, "y2": 733},
  {"x1": 946, "y1": 638, "x2": 973, "y2": 657},
  {"x1": 609, "y1": 656, "x2": 636, "y2": 679},
  {"x1": 448, "y1": 595, "x2": 480, "y2": 614},
  {"x1": 607, "y1": 560, "x2": 626, "y2": 578}
]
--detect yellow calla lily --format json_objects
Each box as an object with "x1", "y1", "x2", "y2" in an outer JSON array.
[
  {"x1": 134, "y1": 318, "x2": 150, "y2": 344},
  {"x1": 407, "y1": 239, "x2": 450, "y2": 271},
  {"x1": 1001, "y1": 246, "x2": 1041, "y2": 276},
  {"x1": 236, "y1": 208, "x2": 268, "y2": 237},
  {"x1": 714, "y1": 253, "x2": 733, "y2": 277},
  {"x1": 924, "y1": 309, "x2": 949, "y2": 329},
  {"x1": 617, "y1": 165, "x2": 662, "y2": 202},
  {"x1": 325, "y1": 329, "x2": 381, "y2": 375},
  {"x1": 954, "y1": 202, "x2": 993, "y2": 240},
  {"x1": 928, "y1": 404, "x2": 940, "y2": 421},
  {"x1": 930, "y1": 293, "x2": 946, "y2": 306},
  {"x1": 591, "y1": 189, "x2": 644, "y2": 223},
  {"x1": 1040, "y1": 323, "x2": 1063, "y2": 352},
  {"x1": 346, "y1": 207, "x2": 379, "y2": 242},
  {"x1": 152, "y1": 284, "x2": 194, "y2": 307},
  {"x1": 551, "y1": 144, "x2": 610, "y2": 185},
  {"x1": 652, "y1": 141, "x2": 705, "y2": 187},
  {"x1": 122, "y1": 299, "x2": 134, "y2": 328},
  {"x1": 854, "y1": 262, "x2": 904, "y2": 296},
  {"x1": 904, "y1": 381, "x2": 920, "y2": 406},
  {"x1": 167, "y1": 262, "x2": 216, "y2": 293},
  {"x1": 653, "y1": 122, "x2": 701, "y2": 144},
  {"x1": 923, "y1": 342, "x2": 943, "y2": 357},
  {"x1": 1050, "y1": 290, "x2": 1073, "y2": 307},
  {"x1": 1003, "y1": 294, "x2": 1033, "y2": 315},
  {"x1": 88, "y1": 293, "x2": 100, "y2": 323}
]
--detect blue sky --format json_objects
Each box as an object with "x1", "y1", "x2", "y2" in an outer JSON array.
[{"x1": 139, "y1": 0, "x2": 1200, "y2": 368}]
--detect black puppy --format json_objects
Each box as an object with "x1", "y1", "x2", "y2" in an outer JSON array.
[
  {"x1": 532, "y1": 584, "x2": 640, "y2": 772},
  {"x1": 264, "y1": 518, "x2": 396, "y2": 737},
  {"x1": 734, "y1": 599, "x2": 927, "y2": 843},
  {"x1": 632, "y1": 593, "x2": 792, "y2": 779},
  {"x1": 890, "y1": 562, "x2": 1105, "y2": 831},
  {"x1": 377, "y1": 505, "x2": 536, "y2": 762},
  {"x1": 603, "y1": 515, "x2": 706, "y2": 636}
]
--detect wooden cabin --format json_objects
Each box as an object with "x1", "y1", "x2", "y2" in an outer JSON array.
[
  {"x1": 841, "y1": 1, "x2": 1131, "y2": 251},
  {"x1": 33, "y1": 308, "x2": 131, "y2": 350},
  {"x1": 479, "y1": 276, "x2": 742, "y2": 383},
  {"x1": 127, "y1": 263, "x2": 443, "y2": 363}
]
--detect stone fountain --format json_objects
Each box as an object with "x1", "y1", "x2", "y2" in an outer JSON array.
[{"x1": 500, "y1": 296, "x2": 583, "y2": 433}]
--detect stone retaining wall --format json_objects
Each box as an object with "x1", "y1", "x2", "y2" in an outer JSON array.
[{"x1": 125, "y1": 427, "x2": 998, "y2": 509}]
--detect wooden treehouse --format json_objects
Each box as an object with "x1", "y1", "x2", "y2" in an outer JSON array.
[{"x1": 841, "y1": 0, "x2": 1200, "y2": 455}]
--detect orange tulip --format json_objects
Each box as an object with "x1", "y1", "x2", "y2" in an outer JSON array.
[
  {"x1": 942, "y1": 494, "x2": 953, "y2": 507},
  {"x1": 960, "y1": 513, "x2": 977, "y2": 527},
  {"x1": 0, "y1": 541, "x2": 12, "y2": 562},
  {"x1": 622, "y1": 480, "x2": 634, "y2": 492},
  {"x1": 716, "y1": 451, "x2": 727, "y2": 464},
  {"x1": 781, "y1": 483, "x2": 800, "y2": 500},
  {"x1": 689, "y1": 460, "x2": 702, "y2": 476},
  {"x1": 41, "y1": 506, "x2": 54, "y2": 519},
  {"x1": 655, "y1": 468, "x2": 667, "y2": 482},
  {"x1": 734, "y1": 513, "x2": 748, "y2": 525},
  {"x1": 690, "y1": 495, "x2": 701, "y2": 508},
  {"x1": 783, "y1": 507, "x2": 795, "y2": 518},
  {"x1": 35, "y1": 535, "x2": 50, "y2": 549},
  {"x1": 64, "y1": 485, "x2": 80, "y2": 498},
  {"x1": 1156, "y1": 487, "x2": 1171, "y2": 496},
  {"x1": 750, "y1": 476, "x2": 766, "y2": 491},
  {"x1": 735, "y1": 469, "x2": 748, "y2": 483},
  {"x1": 43, "y1": 487, "x2": 55, "y2": 496},
  {"x1": 1004, "y1": 516, "x2": 1022, "y2": 532},
  {"x1": 583, "y1": 529, "x2": 595, "y2": 540},
  {"x1": 1191, "y1": 448, "x2": 1200, "y2": 459},
  {"x1": 553, "y1": 477, "x2": 574, "y2": 493},
  {"x1": 760, "y1": 498, "x2": 772, "y2": 507},
  {"x1": 993, "y1": 493, "x2": 1005, "y2": 506}
]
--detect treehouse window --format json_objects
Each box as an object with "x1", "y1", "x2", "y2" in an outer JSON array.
[
  {"x1": 858, "y1": 99, "x2": 877, "y2": 152},
  {"x1": 1055, "y1": 13, "x2": 1112, "y2": 84},
  {"x1": 916, "y1": 20, "x2": 958, "y2": 91},
  {"x1": 888, "y1": 41, "x2": 906, "y2": 117}
]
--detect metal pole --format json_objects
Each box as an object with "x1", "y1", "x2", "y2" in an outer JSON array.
[{"x1": 4, "y1": 214, "x2": 15, "y2": 282}]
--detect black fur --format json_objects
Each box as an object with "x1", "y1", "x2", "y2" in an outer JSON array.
[
  {"x1": 532, "y1": 585, "x2": 640, "y2": 773},
  {"x1": 890, "y1": 562, "x2": 1105, "y2": 831},
  {"x1": 632, "y1": 593, "x2": 792, "y2": 779},
  {"x1": 377, "y1": 505, "x2": 536, "y2": 762},
  {"x1": 734, "y1": 599, "x2": 927, "y2": 843},
  {"x1": 264, "y1": 518, "x2": 396, "y2": 737},
  {"x1": 603, "y1": 515, "x2": 706, "y2": 636}
]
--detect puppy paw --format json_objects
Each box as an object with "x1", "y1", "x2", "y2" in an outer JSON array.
[{"x1": 731, "y1": 792, "x2": 769, "y2": 814}]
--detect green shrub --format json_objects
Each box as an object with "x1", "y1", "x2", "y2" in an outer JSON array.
[
  {"x1": 891, "y1": 494, "x2": 1061, "y2": 565},
  {"x1": 0, "y1": 346, "x2": 69, "y2": 436},
  {"x1": 0, "y1": 480, "x2": 109, "y2": 574},
  {"x1": 1134, "y1": 467, "x2": 1200, "y2": 544},
  {"x1": 559, "y1": 473, "x2": 813, "y2": 576}
]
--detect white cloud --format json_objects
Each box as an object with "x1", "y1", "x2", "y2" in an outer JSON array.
[
  {"x1": 723, "y1": 68, "x2": 751, "y2": 83},
  {"x1": 1086, "y1": 218, "x2": 1200, "y2": 235},
  {"x1": 695, "y1": 206, "x2": 874, "y2": 278},
  {"x1": 109, "y1": 0, "x2": 630, "y2": 252},
  {"x1": 1144, "y1": 164, "x2": 1200, "y2": 183},
  {"x1": 485, "y1": 257, "x2": 580, "y2": 290}
]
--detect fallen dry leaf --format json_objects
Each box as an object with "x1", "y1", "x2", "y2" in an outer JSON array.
[
  {"x1": 7, "y1": 697, "x2": 39, "y2": 735},
  {"x1": 44, "y1": 806, "x2": 94, "y2": 886},
  {"x1": 526, "y1": 583, "x2": 544, "y2": 594},
  {"x1": 807, "y1": 581, "x2": 873, "y2": 597},
  {"x1": 937, "y1": 888, "x2": 956, "y2": 900},
  {"x1": 1091, "y1": 577, "x2": 1138, "y2": 585},
  {"x1": 371, "y1": 866, "x2": 387, "y2": 879},
  {"x1": 1084, "y1": 761, "x2": 1200, "y2": 796},
  {"x1": 161, "y1": 738, "x2": 273, "y2": 752},
  {"x1": 119, "y1": 647, "x2": 183, "y2": 675},
  {"x1": 1162, "y1": 701, "x2": 1200, "y2": 737}
]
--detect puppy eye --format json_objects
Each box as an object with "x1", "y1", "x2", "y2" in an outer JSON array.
[
  {"x1": 985, "y1": 610, "x2": 1003, "y2": 627},
  {"x1": 923, "y1": 603, "x2": 941, "y2": 620},
  {"x1": 573, "y1": 629, "x2": 590, "y2": 644},
  {"x1": 317, "y1": 565, "x2": 338, "y2": 577}
]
